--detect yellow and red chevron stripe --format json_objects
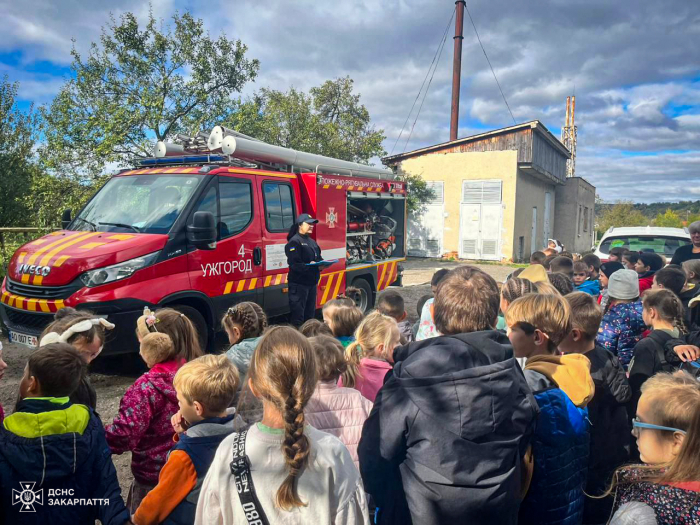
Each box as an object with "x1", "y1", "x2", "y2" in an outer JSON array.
[
  {"x1": 223, "y1": 273, "x2": 289, "y2": 295},
  {"x1": 376, "y1": 260, "x2": 399, "y2": 291},
  {"x1": 0, "y1": 291, "x2": 65, "y2": 313},
  {"x1": 30, "y1": 231, "x2": 103, "y2": 285},
  {"x1": 319, "y1": 270, "x2": 346, "y2": 306},
  {"x1": 25, "y1": 232, "x2": 136, "y2": 286}
]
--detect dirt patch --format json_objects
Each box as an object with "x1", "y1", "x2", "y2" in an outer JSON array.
[
  {"x1": 0, "y1": 257, "x2": 516, "y2": 498},
  {"x1": 398, "y1": 258, "x2": 516, "y2": 322}
]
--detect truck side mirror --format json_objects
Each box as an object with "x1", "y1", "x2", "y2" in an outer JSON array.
[
  {"x1": 61, "y1": 209, "x2": 72, "y2": 229},
  {"x1": 187, "y1": 211, "x2": 217, "y2": 250}
]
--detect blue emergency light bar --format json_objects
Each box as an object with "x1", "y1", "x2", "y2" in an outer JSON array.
[{"x1": 138, "y1": 155, "x2": 228, "y2": 166}]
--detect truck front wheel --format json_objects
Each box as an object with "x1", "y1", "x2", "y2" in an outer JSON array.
[
  {"x1": 171, "y1": 305, "x2": 210, "y2": 354},
  {"x1": 350, "y1": 278, "x2": 374, "y2": 314}
]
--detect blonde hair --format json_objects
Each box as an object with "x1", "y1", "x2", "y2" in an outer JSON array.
[
  {"x1": 505, "y1": 294, "x2": 572, "y2": 350},
  {"x1": 248, "y1": 326, "x2": 317, "y2": 510},
  {"x1": 602, "y1": 372, "x2": 700, "y2": 498},
  {"x1": 174, "y1": 354, "x2": 239, "y2": 413},
  {"x1": 343, "y1": 311, "x2": 397, "y2": 388},
  {"x1": 140, "y1": 332, "x2": 176, "y2": 365},
  {"x1": 324, "y1": 304, "x2": 364, "y2": 337},
  {"x1": 534, "y1": 280, "x2": 562, "y2": 296},
  {"x1": 136, "y1": 308, "x2": 203, "y2": 362}
]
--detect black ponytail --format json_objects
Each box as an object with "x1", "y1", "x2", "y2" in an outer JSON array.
[{"x1": 287, "y1": 222, "x2": 299, "y2": 241}]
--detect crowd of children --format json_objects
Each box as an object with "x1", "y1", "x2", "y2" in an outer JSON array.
[{"x1": 2, "y1": 244, "x2": 700, "y2": 524}]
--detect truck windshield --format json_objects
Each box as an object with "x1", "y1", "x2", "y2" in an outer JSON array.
[
  {"x1": 73, "y1": 174, "x2": 203, "y2": 234},
  {"x1": 599, "y1": 235, "x2": 691, "y2": 258}
]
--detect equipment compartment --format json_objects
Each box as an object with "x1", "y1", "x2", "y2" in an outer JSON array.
[{"x1": 345, "y1": 192, "x2": 406, "y2": 265}]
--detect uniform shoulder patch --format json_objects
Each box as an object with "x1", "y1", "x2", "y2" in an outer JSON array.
[{"x1": 289, "y1": 247, "x2": 296, "y2": 251}]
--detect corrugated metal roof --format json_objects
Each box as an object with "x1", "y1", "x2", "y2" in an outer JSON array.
[{"x1": 382, "y1": 120, "x2": 570, "y2": 163}]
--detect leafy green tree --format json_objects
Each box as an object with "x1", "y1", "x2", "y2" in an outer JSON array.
[
  {"x1": 653, "y1": 209, "x2": 683, "y2": 228},
  {"x1": 227, "y1": 77, "x2": 386, "y2": 163},
  {"x1": 684, "y1": 213, "x2": 700, "y2": 225},
  {"x1": 41, "y1": 8, "x2": 259, "y2": 175},
  {"x1": 0, "y1": 77, "x2": 40, "y2": 227},
  {"x1": 394, "y1": 173, "x2": 435, "y2": 214},
  {"x1": 596, "y1": 202, "x2": 648, "y2": 234}
]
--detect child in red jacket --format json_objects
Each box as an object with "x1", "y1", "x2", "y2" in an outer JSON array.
[
  {"x1": 636, "y1": 252, "x2": 664, "y2": 294},
  {"x1": 105, "y1": 332, "x2": 180, "y2": 513}
]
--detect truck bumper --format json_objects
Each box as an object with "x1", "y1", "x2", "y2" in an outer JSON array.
[{"x1": 0, "y1": 298, "x2": 151, "y2": 355}]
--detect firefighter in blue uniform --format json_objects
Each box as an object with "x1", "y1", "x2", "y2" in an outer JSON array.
[{"x1": 286, "y1": 214, "x2": 323, "y2": 326}]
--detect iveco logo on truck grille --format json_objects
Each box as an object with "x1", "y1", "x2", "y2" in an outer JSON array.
[{"x1": 17, "y1": 264, "x2": 51, "y2": 277}]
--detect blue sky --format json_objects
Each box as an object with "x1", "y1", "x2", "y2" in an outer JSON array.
[{"x1": 1, "y1": 0, "x2": 699, "y2": 202}]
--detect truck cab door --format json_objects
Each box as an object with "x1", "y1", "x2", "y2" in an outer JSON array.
[
  {"x1": 257, "y1": 176, "x2": 300, "y2": 318},
  {"x1": 187, "y1": 174, "x2": 263, "y2": 319}
]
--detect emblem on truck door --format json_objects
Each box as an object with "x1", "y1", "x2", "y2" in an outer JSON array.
[
  {"x1": 326, "y1": 208, "x2": 337, "y2": 229},
  {"x1": 17, "y1": 264, "x2": 51, "y2": 277}
]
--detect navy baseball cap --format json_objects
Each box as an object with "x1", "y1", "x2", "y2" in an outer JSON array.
[{"x1": 296, "y1": 214, "x2": 319, "y2": 225}]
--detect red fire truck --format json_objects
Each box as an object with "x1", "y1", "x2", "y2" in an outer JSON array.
[{"x1": 0, "y1": 129, "x2": 406, "y2": 353}]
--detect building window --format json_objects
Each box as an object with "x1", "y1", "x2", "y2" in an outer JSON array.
[
  {"x1": 583, "y1": 207, "x2": 589, "y2": 232},
  {"x1": 426, "y1": 181, "x2": 444, "y2": 204},
  {"x1": 578, "y1": 205, "x2": 582, "y2": 235}
]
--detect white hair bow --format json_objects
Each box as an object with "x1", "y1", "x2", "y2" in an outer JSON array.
[{"x1": 39, "y1": 318, "x2": 115, "y2": 347}]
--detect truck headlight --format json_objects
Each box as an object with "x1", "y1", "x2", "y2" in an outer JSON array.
[{"x1": 80, "y1": 252, "x2": 160, "y2": 288}]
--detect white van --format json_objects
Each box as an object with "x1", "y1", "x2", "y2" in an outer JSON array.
[{"x1": 594, "y1": 226, "x2": 691, "y2": 262}]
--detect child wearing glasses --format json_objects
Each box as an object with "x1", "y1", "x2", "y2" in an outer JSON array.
[
  {"x1": 607, "y1": 372, "x2": 700, "y2": 524},
  {"x1": 505, "y1": 293, "x2": 595, "y2": 525}
]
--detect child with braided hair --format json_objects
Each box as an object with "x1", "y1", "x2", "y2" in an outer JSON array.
[
  {"x1": 497, "y1": 277, "x2": 538, "y2": 329},
  {"x1": 223, "y1": 301, "x2": 268, "y2": 380},
  {"x1": 629, "y1": 289, "x2": 689, "y2": 418},
  {"x1": 195, "y1": 326, "x2": 370, "y2": 525}
]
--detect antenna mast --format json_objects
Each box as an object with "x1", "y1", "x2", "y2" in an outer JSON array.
[{"x1": 561, "y1": 95, "x2": 578, "y2": 178}]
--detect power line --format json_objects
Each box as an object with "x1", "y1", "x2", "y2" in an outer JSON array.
[
  {"x1": 390, "y1": 6, "x2": 456, "y2": 156},
  {"x1": 403, "y1": 14, "x2": 453, "y2": 153},
  {"x1": 464, "y1": 2, "x2": 517, "y2": 125}
]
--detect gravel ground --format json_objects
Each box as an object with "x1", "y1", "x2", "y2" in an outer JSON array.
[{"x1": 0, "y1": 257, "x2": 518, "y2": 499}]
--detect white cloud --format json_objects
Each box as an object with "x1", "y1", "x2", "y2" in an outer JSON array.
[{"x1": 0, "y1": 0, "x2": 698, "y2": 202}]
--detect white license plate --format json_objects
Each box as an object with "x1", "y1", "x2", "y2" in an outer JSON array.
[{"x1": 9, "y1": 330, "x2": 38, "y2": 348}]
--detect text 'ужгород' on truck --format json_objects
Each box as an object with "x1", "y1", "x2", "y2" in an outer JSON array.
[{"x1": 0, "y1": 127, "x2": 407, "y2": 354}]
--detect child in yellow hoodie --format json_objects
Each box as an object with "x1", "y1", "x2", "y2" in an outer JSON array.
[{"x1": 506, "y1": 293, "x2": 595, "y2": 525}]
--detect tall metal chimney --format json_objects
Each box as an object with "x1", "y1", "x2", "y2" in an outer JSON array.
[{"x1": 450, "y1": 0, "x2": 466, "y2": 141}]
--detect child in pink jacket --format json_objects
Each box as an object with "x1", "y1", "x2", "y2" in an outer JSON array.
[
  {"x1": 305, "y1": 335, "x2": 373, "y2": 468},
  {"x1": 340, "y1": 311, "x2": 400, "y2": 402},
  {"x1": 105, "y1": 332, "x2": 180, "y2": 513}
]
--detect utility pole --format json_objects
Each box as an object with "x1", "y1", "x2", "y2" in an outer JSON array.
[{"x1": 450, "y1": 0, "x2": 466, "y2": 142}]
